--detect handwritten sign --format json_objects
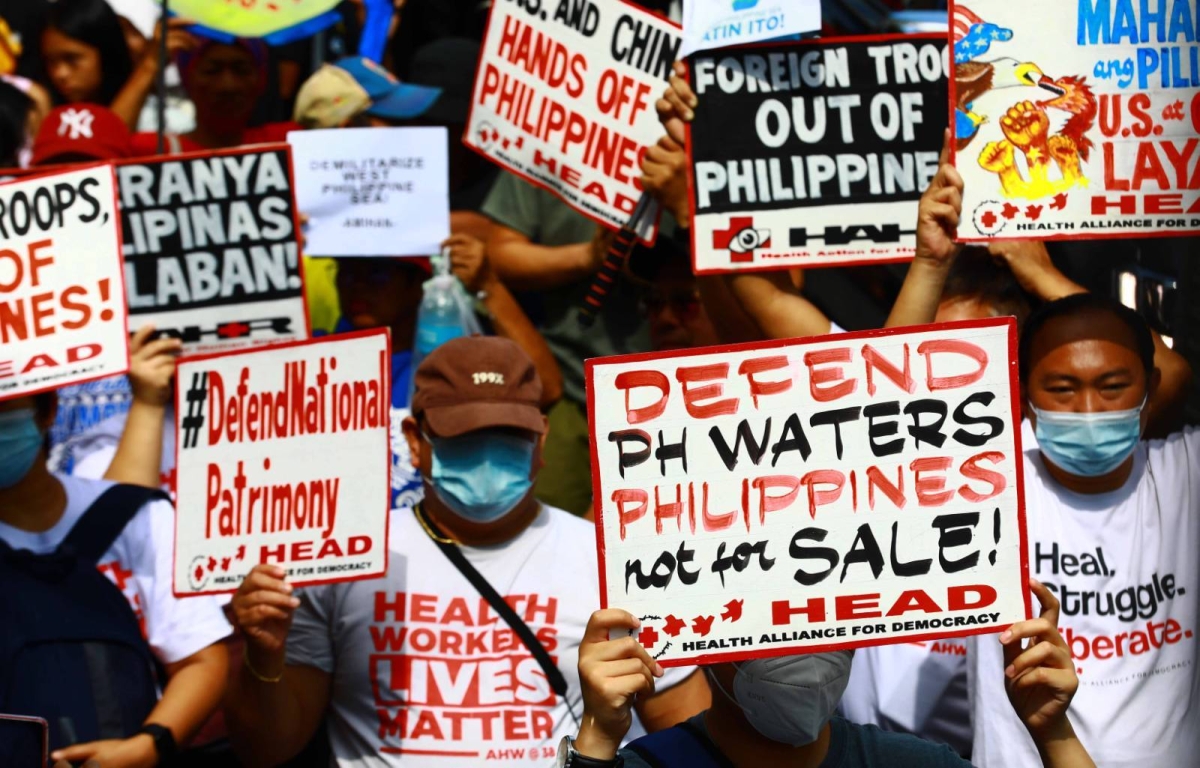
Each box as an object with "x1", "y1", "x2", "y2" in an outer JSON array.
[
  {"x1": 116, "y1": 146, "x2": 309, "y2": 353},
  {"x1": 0, "y1": 166, "x2": 129, "y2": 400},
  {"x1": 688, "y1": 36, "x2": 948, "y2": 273},
  {"x1": 173, "y1": 329, "x2": 391, "y2": 595},
  {"x1": 289, "y1": 126, "x2": 451, "y2": 257},
  {"x1": 587, "y1": 319, "x2": 1030, "y2": 666},
  {"x1": 681, "y1": 0, "x2": 821, "y2": 58},
  {"x1": 951, "y1": 1, "x2": 1200, "y2": 240},
  {"x1": 465, "y1": 0, "x2": 681, "y2": 242}
]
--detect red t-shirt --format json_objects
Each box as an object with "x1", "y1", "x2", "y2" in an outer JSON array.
[{"x1": 130, "y1": 122, "x2": 300, "y2": 156}]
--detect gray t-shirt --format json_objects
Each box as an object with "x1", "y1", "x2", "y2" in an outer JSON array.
[
  {"x1": 619, "y1": 715, "x2": 971, "y2": 768},
  {"x1": 482, "y1": 173, "x2": 651, "y2": 404}
]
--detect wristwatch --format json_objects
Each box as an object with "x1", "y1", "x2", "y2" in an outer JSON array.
[
  {"x1": 556, "y1": 735, "x2": 623, "y2": 768},
  {"x1": 137, "y1": 723, "x2": 178, "y2": 765}
]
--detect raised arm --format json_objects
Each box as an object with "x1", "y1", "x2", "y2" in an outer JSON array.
[
  {"x1": 446, "y1": 233, "x2": 564, "y2": 408},
  {"x1": 110, "y1": 19, "x2": 198, "y2": 130},
  {"x1": 651, "y1": 63, "x2": 831, "y2": 342},
  {"x1": 485, "y1": 224, "x2": 598, "y2": 291},
  {"x1": 104, "y1": 326, "x2": 180, "y2": 487},
  {"x1": 1002, "y1": 579, "x2": 1097, "y2": 768},
  {"x1": 225, "y1": 565, "x2": 333, "y2": 767},
  {"x1": 886, "y1": 132, "x2": 964, "y2": 329},
  {"x1": 993, "y1": 240, "x2": 1193, "y2": 437}
]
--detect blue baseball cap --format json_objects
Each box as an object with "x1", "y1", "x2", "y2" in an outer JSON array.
[{"x1": 333, "y1": 56, "x2": 442, "y2": 121}]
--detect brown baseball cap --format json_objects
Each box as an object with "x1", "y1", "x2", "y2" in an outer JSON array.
[{"x1": 412, "y1": 336, "x2": 545, "y2": 438}]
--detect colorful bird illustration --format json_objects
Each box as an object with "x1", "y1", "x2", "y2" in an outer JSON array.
[{"x1": 956, "y1": 58, "x2": 1065, "y2": 149}]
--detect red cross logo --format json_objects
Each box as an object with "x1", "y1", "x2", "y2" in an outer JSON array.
[
  {"x1": 980, "y1": 210, "x2": 998, "y2": 229},
  {"x1": 217, "y1": 321, "x2": 252, "y2": 338},
  {"x1": 712, "y1": 216, "x2": 771, "y2": 264},
  {"x1": 637, "y1": 626, "x2": 661, "y2": 650}
]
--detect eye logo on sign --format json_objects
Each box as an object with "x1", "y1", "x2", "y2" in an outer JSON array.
[
  {"x1": 733, "y1": 0, "x2": 760, "y2": 9},
  {"x1": 713, "y1": 216, "x2": 771, "y2": 263}
]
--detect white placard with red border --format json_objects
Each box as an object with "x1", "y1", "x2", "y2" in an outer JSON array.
[
  {"x1": 586, "y1": 318, "x2": 1030, "y2": 666},
  {"x1": 465, "y1": 0, "x2": 681, "y2": 242},
  {"x1": 951, "y1": 1, "x2": 1200, "y2": 241},
  {"x1": 173, "y1": 329, "x2": 391, "y2": 596},
  {"x1": 0, "y1": 165, "x2": 129, "y2": 400}
]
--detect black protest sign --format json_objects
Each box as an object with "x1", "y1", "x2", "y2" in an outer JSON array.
[
  {"x1": 688, "y1": 35, "x2": 949, "y2": 272},
  {"x1": 117, "y1": 146, "x2": 309, "y2": 351}
]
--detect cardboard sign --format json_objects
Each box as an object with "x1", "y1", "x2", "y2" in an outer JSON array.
[
  {"x1": 688, "y1": 36, "x2": 949, "y2": 273},
  {"x1": 465, "y1": 0, "x2": 681, "y2": 242},
  {"x1": 173, "y1": 329, "x2": 391, "y2": 595},
  {"x1": 0, "y1": 165, "x2": 129, "y2": 400},
  {"x1": 116, "y1": 146, "x2": 309, "y2": 354},
  {"x1": 587, "y1": 318, "x2": 1030, "y2": 666},
  {"x1": 288, "y1": 126, "x2": 451, "y2": 258},
  {"x1": 952, "y1": 1, "x2": 1200, "y2": 241},
  {"x1": 681, "y1": 0, "x2": 821, "y2": 58}
]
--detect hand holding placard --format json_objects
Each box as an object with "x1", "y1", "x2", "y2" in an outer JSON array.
[{"x1": 587, "y1": 319, "x2": 1030, "y2": 666}]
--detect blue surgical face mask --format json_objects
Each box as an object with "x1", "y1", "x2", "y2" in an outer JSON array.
[
  {"x1": 1031, "y1": 399, "x2": 1145, "y2": 478},
  {"x1": 0, "y1": 409, "x2": 43, "y2": 489},
  {"x1": 427, "y1": 431, "x2": 536, "y2": 523}
]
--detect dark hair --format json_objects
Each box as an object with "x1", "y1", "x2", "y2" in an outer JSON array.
[
  {"x1": 0, "y1": 81, "x2": 33, "y2": 166},
  {"x1": 45, "y1": 0, "x2": 134, "y2": 105},
  {"x1": 943, "y1": 246, "x2": 1033, "y2": 330},
  {"x1": 1019, "y1": 292, "x2": 1155, "y2": 381}
]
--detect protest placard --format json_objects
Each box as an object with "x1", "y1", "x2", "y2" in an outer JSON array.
[
  {"x1": 0, "y1": 165, "x2": 129, "y2": 400},
  {"x1": 681, "y1": 0, "x2": 821, "y2": 58},
  {"x1": 288, "y1": 126, "x2": 451, "y2": 257},
  {"x1": 116, "y1": 146, "x2": 309, "y2": 353},
  {"x1": 951, "y1": 1, "x2": 1200, "y2": 241},
  {"x1": 465, "y1": 0, "x2": 682, "y2": 242},
  {"x1": 173, "y1": 329, "x2": 391, "y2": 596},
  {"x1": 688, "y1": 36, "x2": 949, "y2": 273},
  {"x1": 587, "y1": 318, "x2": 1030, "y2": 666}
]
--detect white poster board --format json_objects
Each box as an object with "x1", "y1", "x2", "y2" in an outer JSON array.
[
  {"x1": 465, "y1": 0, "x2": 681, "y2": 242},
  {"x1": 289, "y1": 126, "x2": 451, "y2": 257},
  {"x1": 587, "y1": 318, "x2": 1030, "y2": 666},
  {"x1": 0, "y1": 165, "x2": 129, "y2": 400},
  {"x1": 951, "y1": 1, "x2": 1200, "y2": 241},
  {"x1": 174, "y1": 329, "x2": 392, "y2": 595},
  {"x1": 682, "y1": 0, "x2": 822, "y2": 57}
]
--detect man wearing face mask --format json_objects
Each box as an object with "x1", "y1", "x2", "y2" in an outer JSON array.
[
  {"x1": 225, "y1": 337, "x2": 709, "y2": 767},
  {"x1": 569, "y1": 583, "x2": 1096, "y2": 768},
  {"x1": 967, "y1": 292, "x2": 1200, "y2": 768}
]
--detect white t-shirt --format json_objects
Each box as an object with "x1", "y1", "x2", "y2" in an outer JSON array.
[
  {"x1": 0, "y1": 474, "x2": 231, "y2": 664},
  {"x1": 968, "y1": 427, "x2": 1200, "y2": 767},
  {"x1": 841, "y1": 639, "x2": 971, "y2": 756},
  {"x1": 286, "y1": 504, "x2": 695, "y2": 767}
]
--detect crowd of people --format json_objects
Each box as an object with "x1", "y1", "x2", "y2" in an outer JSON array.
[{"x1": 0, "y1": 1, "x2": 1196, "y2": 767}]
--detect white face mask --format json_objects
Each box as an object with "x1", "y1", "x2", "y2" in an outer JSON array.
[{"x1": 709, "y1": 650, "x2": 854, "y2": 746}]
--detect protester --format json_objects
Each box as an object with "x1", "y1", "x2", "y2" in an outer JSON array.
[
  {"x1": 131, "y1": 36, "x2": 297, "y2": 154},
  {"x1": 0, "y1": 78, "x2": 33, "y2": 165},
  {"x1": 25, "y1": 103, "x2": 137, "y2": 474},
  {"x1": 41, "y1": 0, "x2": 132, "y2": 108},
  {"x1": 564, "y1": 580, "x2": 1095, "y2": 768},
  {"x1": 0, "y1": 393, "x2": 230, "y2": 765},
  {"x1": 225, "y1": 337, "x2": 708, "y2": 767},
  {"x1": 483, "y1": 175, "x2": 652, "y2": 517},
  {"x1": 292, "y1": 55, "x2": 442, "y2": 130},
  {"x1": 938, "y1": 241, "x2": 1193, "y2": 438},
  {"x1": 968, "y1": 291, "x2": 1200, "y2": 767}
]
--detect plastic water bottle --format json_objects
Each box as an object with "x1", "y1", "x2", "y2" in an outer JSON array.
[{"x1": 410, "y1": 253, "x2": 473, "y2": 397}]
